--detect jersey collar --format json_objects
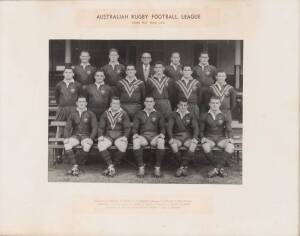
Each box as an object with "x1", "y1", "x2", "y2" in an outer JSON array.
[
  {"x1": 176, "y1": 109, "x2": 190, "y2": 119},
  {"x1": 143, "y1": 108, "x2": 156, "y2": 117},
  {"x1": 208, "y1": 109, "x2": 222, "y2": 120}
]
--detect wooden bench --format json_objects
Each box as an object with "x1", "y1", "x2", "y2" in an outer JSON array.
[{"x1": 48, "y1": 121, "x2": 243, "y2": 167}]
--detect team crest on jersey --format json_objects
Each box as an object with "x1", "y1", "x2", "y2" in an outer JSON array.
[
  {"x1": 83, "y1": 117, "x2": 89, "y2": 123},
  {"x1": 117, "y1": 117, "x2": 122, "y2": 122},
  {"x1": 217, "y1": 118, "x2": 224, "y2": 125},
  {"x1": 70, "y1": 88, "x2": 76, "y2": 93},
  {"x1": 101, "y1": 89, "x2": 106, "y2": 95},
  {"x1": 151, "y1": 116, "x2": 157, "y2": 122},
  {"x1": 185, "y1": 118, "x2": 191, "y2": 124},
  {"x1": 205, "y1": 70, "x2": 211, "y2": 76},
  {"x1": 116, "y1": 69, "x2": 121, "y2": 74}
]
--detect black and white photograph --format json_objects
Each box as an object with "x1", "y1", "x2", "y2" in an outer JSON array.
[{"x1": 48, "y1": 40, "x2": 243, "y2": 184}]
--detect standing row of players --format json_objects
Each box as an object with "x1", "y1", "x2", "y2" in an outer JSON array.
[{"x1": 54, "y1": 49, "x2": 237, "y2": 178}]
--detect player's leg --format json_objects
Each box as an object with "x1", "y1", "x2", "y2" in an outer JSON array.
[
  {"x1": 64, "y1": 136, "x2": 80, "y2": 176},
  {"x1": 151, "y1": 135, "x2": 165, "y2": 178},
  {"x1": 114, "y1": 137, "x2": 128, "y2": 166},
  {"x1": 202, "y1": 138, "x2": 219, "y2": 178},
  {"x1": 176, "y1": 138, "x2": 198, "y2": 177},
  {"x1": 133, "y1": 135, "x2": 148, "y2": 177},
  {"x1": 169, "y1": 138, "x2": 182, "y2": 164},
  {"x1": 97, "y1": 137, "x2": 114, "y2": 176},
  {"x1": 78, "y1": 137, "x2": 93, "y2": 165},
  {"x1": 217, "y1": 139, "x2": 235, "y2": 177}
]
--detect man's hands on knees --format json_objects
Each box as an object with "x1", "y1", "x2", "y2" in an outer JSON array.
[
  {"x1": 191, "y1": 138, "x2": 199, "y2": 144},
  {"x1": 86, "y1": 138, "x2": 93, "y2": 145},
  {"x1": 98, "y1": 136, "x2": 104, "y2": 142},
  {"x1": 63, "y1": 138, "x2": 69, "y2": 144},
  {"x1": 158, "y1": 133, "x2": 165, "y2": 139},
  {"x1": 169, "y1": 138, "x2": 175, "y2": 144},
  {"x1": 133, "y1": 134, "x2": 139, "y2": 139},
  {"x1": 201, "y1": 137, "x2": 209, "y2": 144},
  {"x1": 119, "y1": 136, "x2": 128, "y2": 143}
]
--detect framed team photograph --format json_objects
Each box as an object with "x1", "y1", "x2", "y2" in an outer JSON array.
[{"x1": 48, "y1": 39, "x2": 243, "y2": 184}]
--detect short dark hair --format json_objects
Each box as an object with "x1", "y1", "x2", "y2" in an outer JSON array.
[
  {"x1": 154, "y1": 61, "x2": 165, "y2": 67},
  {"x1": 126, "y1": 64, "x2": 136, "y2": 70},
  {"x1": 144, "y1": 96, "x2": 155, "y2": 101},
  {"x1": 64, "y1": 64, "x2": 73, "y2": 72},
  {"x1": 200, "y1": 51, "x2": 209, "y2": 56},
  {"x1": 95, "y1": 69, "x2": 105, "y2": 74},
  {"x1": 182, "y1": 64, "x2": 192, "y2": 70},
  {"x1": 216, "y1": 70, "x2": 226, "y2": 75},
  {"x1": 171, "y1": 52, "x2": 180, "y2": 57},
  {"x1": 109, "y1": 48, "x2": 119, "y2": 55},
  {"x1": 210, "y1": 96, "x2": 221, "y2": 102},
  {"x1": 77, "y1": 96, "x2": 87, "y2": 101},
  {"x1": 178, "y1": 98, "x2": 188, "y2": 104},
  {"x1": 111, "y1": 97, "x2": 120, "y2": 102},
  {"x1": 80, "y1": 50, "x2": 90, "y2": 56},
  {"x1": 141, "y1": 52, "x2": 151, "y2": 57}
]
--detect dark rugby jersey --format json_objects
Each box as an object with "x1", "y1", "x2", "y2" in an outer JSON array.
[
  {"x1": 146, "y1": 75, "x2": 172, "y2": 99},
  {"x1": 207, "y1": 83, "x2": 236, "y2": 111},
  {"x1": 55, "y1": 80, "x2": 82, "y2": 106},
  {"x1": 174, "y1": 78, "x2": 201, "y2": 105},
  {"x1": 164, "y1": 64, "x2": 183, "y2": 81},
  {"x1": 74, "y1": 64, "x2": 97, "y2": 85},
  {"x1": 167, "y1": 110, "x2": 199, "y2": 139},
  {"x1": 64, "y1": 109, "x2": 98, "y2": 139},
  {"x1": 199, "y1": 111, "x2": 232, "y2": 138},
  {"x1": 116, "y1": 77, "x2": 146, "y2": 104},
  {"x1": 132, "y1": 109, "x2": 165, "y2": 135},
  {"x1": 84, "y1": 83, "x2": 112, "y2": 109},
  {"x1": 98, "y1": 108, "x2": 131, "y2": 138},
  {"x1": 101, "y1": 63, "x2": 126, "y2": 87},
  {"x1": 193, "y1": 64, "x2": 217, "y2": 87}
]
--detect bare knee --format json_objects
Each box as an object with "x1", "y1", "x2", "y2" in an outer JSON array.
[
  {"x1": 225, "y1": 143, "x2": 234, "y2": 154},
  {"x1": 202, "y1": 143, "x2": 212, "y2": 153},
  {"x1": 133, "y1": 138, "x2": 141, "y2": 150},
  {"x1": 115, "y1": 140, "x2": 127, "y2": 152},
  {"x1": 157, "y1": 138, "x2": 165, "y2": 149},
  {"x1": 170, "y1": 143, "x2": 179, "y2": 153}
]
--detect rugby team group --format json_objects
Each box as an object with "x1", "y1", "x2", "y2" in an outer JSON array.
[{"x1": 52, "y1": 48, "x2": 238, "y2": 179}]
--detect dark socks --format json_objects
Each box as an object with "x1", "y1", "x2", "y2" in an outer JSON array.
[
  {"x1": 76, "y1": 150, "x2": 89, "y2": 165},
  {"x1": 65, "y1": 149, "x2": 76, "y2": 165},
  {"x1": 220, "y1": 152, "x2": 232, "y2": 168},
  {"x1": 173, "y1": 151, "x2": 181, "y2": 164},
  {"x1": 114, "y1": 150, "x2": 125, "y2": 166},
  {"x1": 133, "y1": 149, "x2": 144, "y2": 167},
  {"x1": 100, "y1": 150, "x2": 113, "y2": 166},
  {"x1": 155, "y1": 149, "x2": 165, "y2": 167},
  {"x1": 182, "y1": 150, "x2": 194, "y2": 167},
  {"x1": 205, "y1": 152, "x2": 217, "y2": 166}
]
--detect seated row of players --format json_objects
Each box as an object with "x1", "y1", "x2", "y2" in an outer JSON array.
[{"x1": 63, "y1": 95, "x2": 234, "y2": 179}]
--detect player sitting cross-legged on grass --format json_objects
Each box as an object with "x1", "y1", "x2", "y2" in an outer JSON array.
[
  {"x1": 132, "y1": 96, "x2": 166, "y2": 178},
  {"x1": 167, "y1": 98, "x2": 199, "y2": 177},
  {"x1": 97, "y1": 97, "x2": 131, "y2": 177},
  {"x1": 63, "y1": 96, "x2": 98, "y2": 176},
  {"x1": 200, "y1": 96, "x2": 235, "y2": 178}
]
